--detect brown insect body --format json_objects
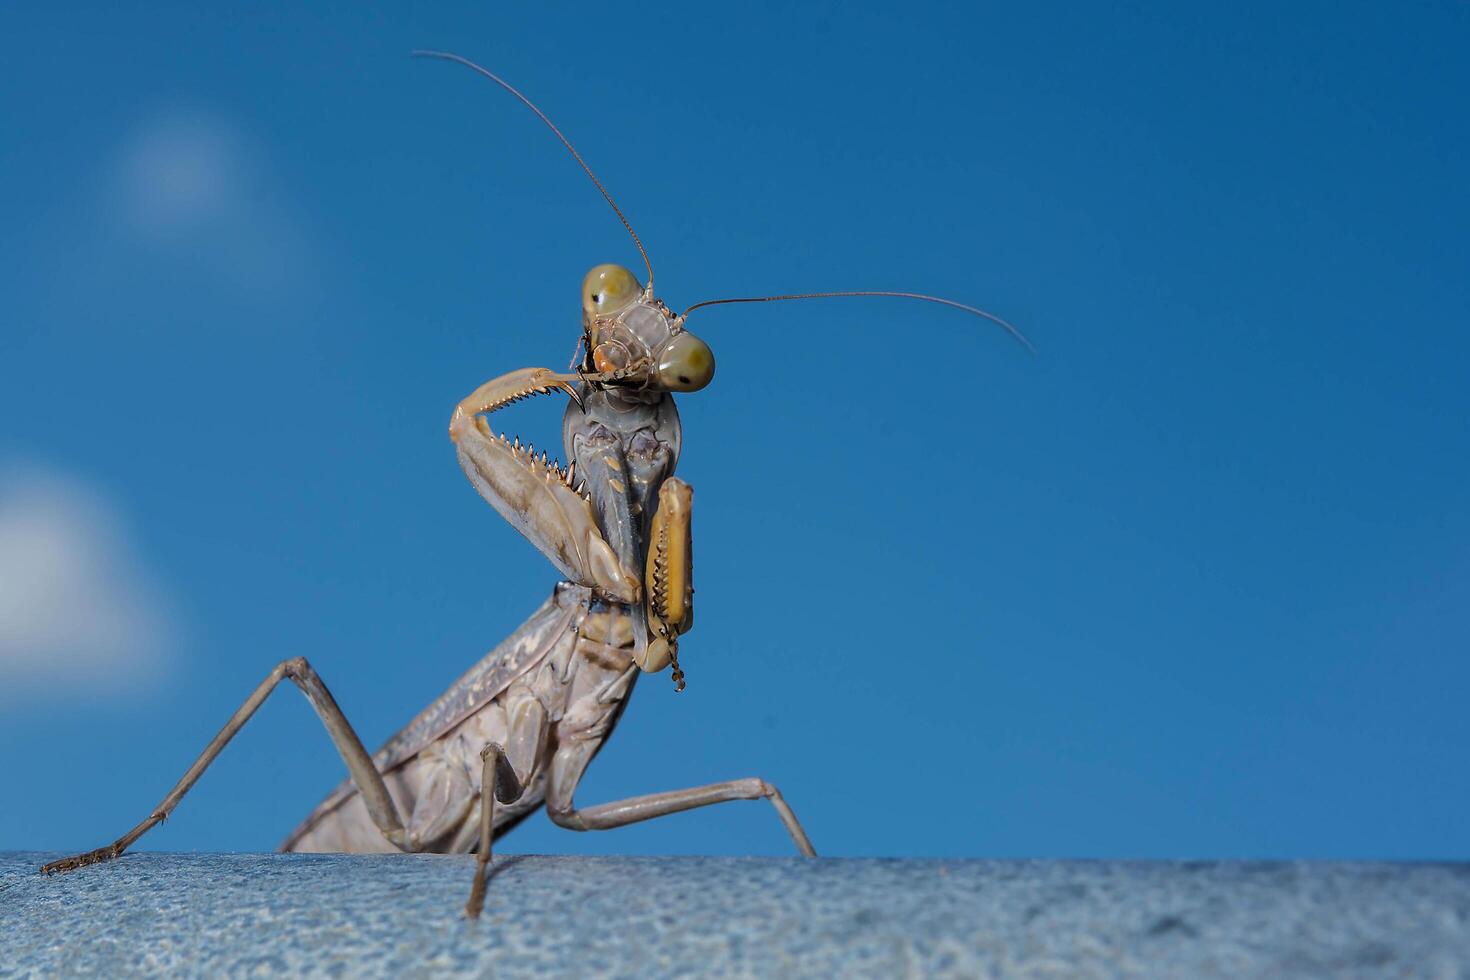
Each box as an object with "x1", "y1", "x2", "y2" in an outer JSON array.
[{"x1": 40, "y1": 50, "x2": 1027, "y2": 918}]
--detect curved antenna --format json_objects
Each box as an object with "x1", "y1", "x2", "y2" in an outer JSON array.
[
  {"x1": 413, "y1": 49, "x2": 655, "y2": 290},
  {"x1": 679, "y1": 290, "x2": 1035, "y2": 354}
]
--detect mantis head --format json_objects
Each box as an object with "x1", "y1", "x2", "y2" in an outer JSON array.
[
  {"x1": 580, "y1": 264, "x2": 716, "y2": 394},
  {"x1": 415, "y1": 48, "x2": 1033, "y2": 392}
]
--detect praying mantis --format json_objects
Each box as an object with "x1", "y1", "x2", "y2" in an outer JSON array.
[{"x1": 39, "y1": 51, "x2": 1031, "y2": 918}]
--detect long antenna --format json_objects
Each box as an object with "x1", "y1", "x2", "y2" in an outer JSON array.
[
  {"x1": 413, "y1": 50, "x2": 655, "y2": 290},
  {"x1": 680, "y1": 290, "x2": 1035, "y2": 354}
]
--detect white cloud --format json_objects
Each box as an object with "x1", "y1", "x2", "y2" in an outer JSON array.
[
  {"x1": 108, "y1": 109, "x2": 312, "y2": 293},
  {"x1": 0, "y1": 467, "x2": 177, "y2": 702},
  {"x1": 116, "y1": 112, "x2": 242, "y2": 234}
]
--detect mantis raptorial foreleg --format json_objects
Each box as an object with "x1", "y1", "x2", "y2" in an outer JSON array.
[
  {"x1": 40, "y1": 657, "x2": 411, "y2": 875},
  {"x1": 638, "y1": 477, "x2": 694, "y2": 687},
  {"x1": 544, "y1": 739, "x2": 817, "y2": 857},
  {"x1": 450, "y1": 366, "x2": 640, "y2": 602}
]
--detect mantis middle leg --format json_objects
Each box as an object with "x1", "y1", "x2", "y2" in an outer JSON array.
[
  {"x1": 461, "y1": 689, "x2": 547, "y2": 918},
  {"x1": 464, "y1": 744, "x2": 525, "y2": 919},
  {"x1": 40, "y1": 656, "x2": 410, "y2": 874}
]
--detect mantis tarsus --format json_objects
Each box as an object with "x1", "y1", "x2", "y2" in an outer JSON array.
[{"x1": 39, "y1": 50, "x2": 1030, "y2": 918}]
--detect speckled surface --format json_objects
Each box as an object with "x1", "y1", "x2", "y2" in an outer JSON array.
[{"x1": 3, "y1": 853, "x2": 1468, "y2": 978}]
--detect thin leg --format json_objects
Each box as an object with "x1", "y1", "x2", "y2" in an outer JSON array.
[
  {"x1": 464, "y1": 743, "x2": 524, "y2": 919},
  {"x1": 40, "y1": 657, "x2": 409, "y2": 874},
  {"x1": 547, "y1": 763, "x2": 816, "y2": 856}
]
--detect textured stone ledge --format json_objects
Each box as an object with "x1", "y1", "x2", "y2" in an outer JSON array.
[{"x1": 4, "y1": 852, "x2": 1468, "y2": 977}]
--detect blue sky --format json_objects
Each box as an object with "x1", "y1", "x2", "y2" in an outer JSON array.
[{"x1": 2, "y1": 1, "x2": 1466, "y2": 861}]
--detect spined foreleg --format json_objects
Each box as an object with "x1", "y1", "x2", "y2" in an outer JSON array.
[
  {"x1": 450, "y1": 367, "x2": 640, "y2": 602},
  {"x1": 638, "y1": 476, "x2": 695, "y2": 688}
]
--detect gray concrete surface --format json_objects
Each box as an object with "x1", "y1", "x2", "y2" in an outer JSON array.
[{"x1": 3, "y1": 852, "x2": 1468, "y2": 978}]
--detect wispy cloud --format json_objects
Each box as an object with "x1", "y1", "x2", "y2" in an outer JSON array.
[
  {"x1": 0, "y1": 466, "x2": 177, "y2": 702},
  {"x1": 106, "y1": 108, "x2": 313, "y2": 294}
]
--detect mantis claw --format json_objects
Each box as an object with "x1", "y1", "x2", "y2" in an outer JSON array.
[{"x1": 564, "y1": 382, "x2": 586, "y2": 413}]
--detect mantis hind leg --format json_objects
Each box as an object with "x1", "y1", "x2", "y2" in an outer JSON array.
[
  {"x1": 40, "y1": 657, "x2": 410, "y2": 875},
  {"x1": 543, "y1": 738, "x2": 817, "y2": 857}
]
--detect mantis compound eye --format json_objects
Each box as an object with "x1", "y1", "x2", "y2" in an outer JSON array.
[
  {"x1": 655, "y1": 331, "x2": 715, "y2": 392},
  {"x1": 582, "y1": 263, "x2": 643, "y2": 319}
]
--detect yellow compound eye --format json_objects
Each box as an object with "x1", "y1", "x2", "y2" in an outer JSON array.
[
  {"x1": 655, "y1": 332, "x2": 716, "y2": 392},
  {"x1": 582, "y1": 264, "x2": 643, "y2": 318}
]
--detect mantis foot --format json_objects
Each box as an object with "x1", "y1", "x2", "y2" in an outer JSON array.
[{"x1": 40, "y1": 845, "x2": 123, "y2": 875}]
